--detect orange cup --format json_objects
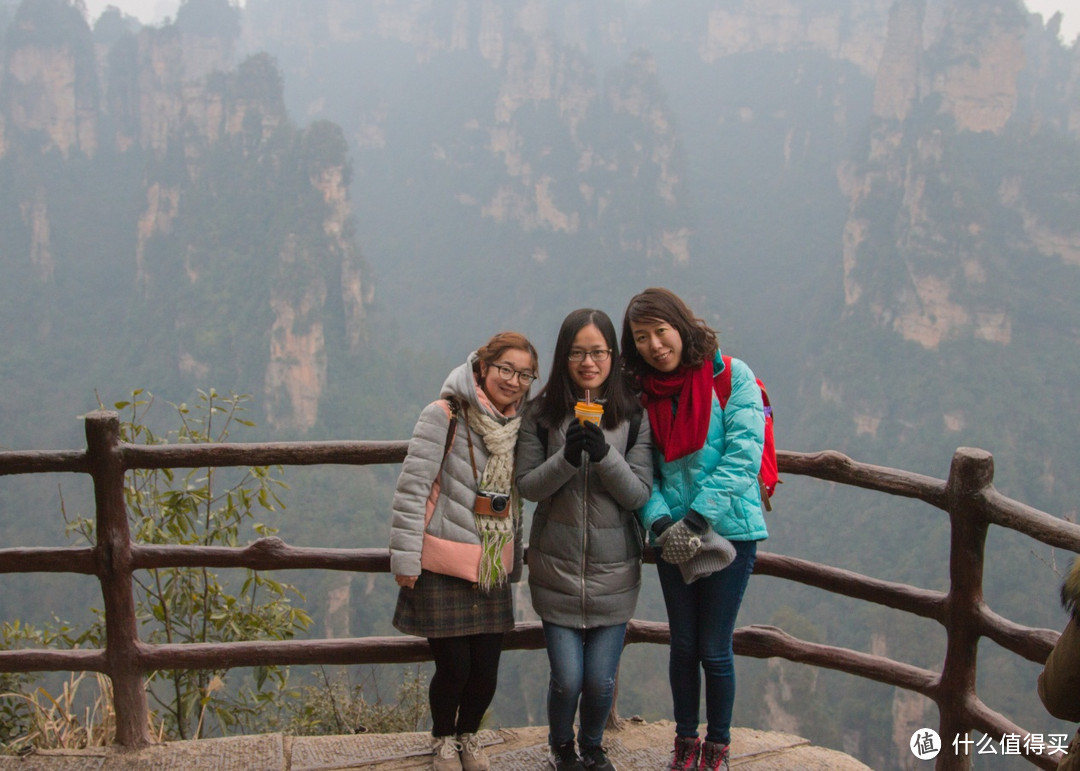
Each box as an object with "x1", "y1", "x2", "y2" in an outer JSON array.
[{"x1": 574, "y1": 401, "x2": 604, "y2": 426}]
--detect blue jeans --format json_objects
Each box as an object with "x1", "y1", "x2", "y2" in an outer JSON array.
[
  {"x1": 542, "y1": 621, "x2": 628, "y2": 748},
  {"x1": 656, "y1": 540, "x2": 758, "y2": 745}
]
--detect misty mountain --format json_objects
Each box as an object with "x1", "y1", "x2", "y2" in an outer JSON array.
[{"x1": 1, "y1": 0, "x2": 1079, "y2": 767}]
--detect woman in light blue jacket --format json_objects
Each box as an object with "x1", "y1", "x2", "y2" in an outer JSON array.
[{"x1": 621, "y1": 288, "x2": 767, "y2": 771}]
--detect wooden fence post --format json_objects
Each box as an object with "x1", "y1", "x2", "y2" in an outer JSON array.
[
  {"x1": 85, "y1": 411, "x2": 151, "y2": 747},
  {"x1": 936, "y1": 447, "x2": 994, "y2": 770}
]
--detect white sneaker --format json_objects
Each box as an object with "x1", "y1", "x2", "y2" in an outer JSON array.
[
  {"x1": 458, "y1": 732, "x2": 490, "y2": 771},
  {"x1": 431, "y1": 735, "x2": 463, "y2": 771}
]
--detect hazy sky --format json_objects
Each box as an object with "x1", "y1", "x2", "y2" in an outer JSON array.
[{"x1": 81, "y1": 0, "x2": 1079, "y2": 46}]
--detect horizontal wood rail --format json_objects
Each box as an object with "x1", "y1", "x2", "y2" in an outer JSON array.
[{"x1": 2, "y1": 411, "x2": 1079, "y2": 769}]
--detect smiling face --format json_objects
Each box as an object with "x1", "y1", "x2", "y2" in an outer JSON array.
[
  {"x1": 479, "y1": 347, "x2": 535, "y2": 413},
  {"x1": 629, "y1": 317, "x2": 684, "y2": 374},
  {"x1": 567, "y1": 324, "x2": 612, "y2": 397}
]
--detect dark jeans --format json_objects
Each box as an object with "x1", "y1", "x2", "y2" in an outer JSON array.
[
  {"x1": 542, "y1": 621, "x2": 628, "y2": 748},
  {"x1": 656, "y1": 540, "x2": 757, "y2": 745},
  {"x1": 427, "y1": 633, "x2": 504, "y2": 737}
]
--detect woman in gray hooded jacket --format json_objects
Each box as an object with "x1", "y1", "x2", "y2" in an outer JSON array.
[
  {"x1": 516, "y1": 309, "x2": 652, "y2": 771},
  {"x1": 391, "y1": 331, "x2": 539, "y2": 771}
]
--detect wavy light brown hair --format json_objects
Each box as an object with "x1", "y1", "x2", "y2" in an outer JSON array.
[{"x1": 620, "y1": 287, "x2": 719, "y2": 376}]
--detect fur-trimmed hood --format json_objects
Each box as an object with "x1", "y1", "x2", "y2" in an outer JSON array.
[{"x1": 1062, "y1": 555, "x2": 1080, "y2": 618}]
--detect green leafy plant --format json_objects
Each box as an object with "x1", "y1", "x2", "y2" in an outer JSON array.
[
  {"x1": 0, "y1": 621, "x2": 43, "y2": 750},
  {"x1": 66, "y1": 388, "x2": 313, "y2": 740}
]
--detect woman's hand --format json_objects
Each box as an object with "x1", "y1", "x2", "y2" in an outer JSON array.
[
  {"x1": 651, "y1": 515, "x2": 673, "y2": 538},
  {"x1": 657, "y1": 518, "x2": 704, "y2": 564},
  {"x1": 395, "y1": 574, "x2": 419, "y2": 589},
  {"x1": 563, "y1": 420, "x2": 586, "y2": 466},
  {"x1": 581, "y1": 421, "x2": 610, "y2": 462}
]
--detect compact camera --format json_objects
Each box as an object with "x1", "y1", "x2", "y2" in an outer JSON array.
[{"x1": 473, "y1": 490, "x2": 510, "y2": 518}]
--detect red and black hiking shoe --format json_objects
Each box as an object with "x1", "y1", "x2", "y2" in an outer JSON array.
[
  {"x1": 698, "y1": 740, "x2": 729, "y2": 771},
  {"x1": 668, "y1": 736, "x2": 700, "y2": 771}
]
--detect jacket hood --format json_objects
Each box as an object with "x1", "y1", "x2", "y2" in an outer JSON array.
[
  {"x1": 439, "y1": 351, "x2": 524, "y2": 421},
  {"x1": 1063, "y1": 555, "x2": 1080, "y2": 618}
]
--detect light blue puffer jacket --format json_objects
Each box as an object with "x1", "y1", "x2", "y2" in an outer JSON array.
[{"x1": 638, "y1": 351, "x2": 768, "y2": 543}]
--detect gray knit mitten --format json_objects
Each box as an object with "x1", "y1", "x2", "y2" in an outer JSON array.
[
  {"x1": 679, "y1": 529, "x2": 737, "y2": 584},
  {"x1": 657, "y1": 518, "x2": 703, "y2": 564}
]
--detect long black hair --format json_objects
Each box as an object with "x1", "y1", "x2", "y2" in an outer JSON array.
[{"x1": 532, "y1": 308, "x2": 641, "y2": 431}]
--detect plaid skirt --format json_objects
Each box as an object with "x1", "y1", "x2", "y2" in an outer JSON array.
[{"x1": 393, "y1": 570, "x2": 515, "y2": 638}]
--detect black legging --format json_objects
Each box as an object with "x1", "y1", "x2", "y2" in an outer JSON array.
[{"x1": 427, "y1": 633, "x2": 504, "y2": 736}]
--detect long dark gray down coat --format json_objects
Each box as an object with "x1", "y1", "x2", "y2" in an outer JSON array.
[{"x1": 515, "y1": 404, "x2": 652, "y2": 628}]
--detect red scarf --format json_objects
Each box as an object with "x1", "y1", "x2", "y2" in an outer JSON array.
[{"x1": 641, "y1": 360, "x2": 714, "y2": 462}]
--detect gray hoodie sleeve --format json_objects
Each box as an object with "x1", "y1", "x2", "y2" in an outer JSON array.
[{"x1": 389, "y1": 401, "x2": 453, "y2": 577}]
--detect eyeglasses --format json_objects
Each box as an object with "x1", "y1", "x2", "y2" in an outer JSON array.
[
  {"x1": 568, "y1": 349, "x2": 612, "y2": 362},
  {"x1": 492, "y1": 363, "x2": 536, "y2": 386}
]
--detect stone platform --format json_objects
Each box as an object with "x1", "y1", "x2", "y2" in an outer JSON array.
[{"x1": 0, "y1": 719, "x2": 873, "y2": 770}]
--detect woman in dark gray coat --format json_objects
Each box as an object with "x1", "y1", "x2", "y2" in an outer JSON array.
[{"x1": 516, "y1": 309, "x2": 652, "y2": 771}]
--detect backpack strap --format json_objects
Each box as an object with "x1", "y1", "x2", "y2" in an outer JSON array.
[
  {"x1": 625, "y1": 408, "x2": 642, "y2": 454},
  {"x1": 715, "y1": 357, "x2": 779, "y2": 509},
  {"x1": 759, "y1": 380, "x2": 773, "y2": 420},
  {"x1": 715, "y1": 355, "x2": 734, "y2": 409}
]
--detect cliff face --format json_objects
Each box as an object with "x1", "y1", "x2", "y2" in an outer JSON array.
[
  {"x1": 841, "y1": 0, "x2": 1080, "y2": 358},
  {"x1": 264, "y1": 146, "x2": 370, "y2": 431},
  {"x1": 931, "y1": 0, "x2": 1027, "y2": 134},
  {"x1": 697, "y1": 0, "x2": 890, "y2": 74},
  {"x1": 0, "y1": 0, "x2": 370, "y2": 433},
  {"x1": 243, "y1": 0, "x2": 1080, "y2": 355},
  {"x1": 4, "y1": 43, "x2": 98, "y2": 155},
  {"x1": 242, "y1": 0, "x2": 698, "y2": 344},
  {"x1": 3, "y1": 1, "x2": 1079, "y2": 766}
]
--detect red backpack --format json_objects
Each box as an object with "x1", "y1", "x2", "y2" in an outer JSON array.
[{"x1": 714, "y1": 355, "x2": 780, "y2": 511}]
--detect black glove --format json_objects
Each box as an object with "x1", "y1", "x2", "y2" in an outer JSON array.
[
  {"x1": 651, "y1": 515, "x2": 673, "y2": 538},
  {"x1": 683, "y1": 509, "x2": 709, "y2": 534},
  {"x1": 563, "y1": 420, "x2": 586, "y2": 466},
  {"x1": 581, "y1": 421, "x2": 610, "y2": 463}
]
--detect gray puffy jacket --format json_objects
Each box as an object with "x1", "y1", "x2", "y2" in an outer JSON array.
[
  {"x1": 389, "y1": 354, "x2": 525, "y2": 583},
  {"x1": 516, "y1": 404, "x2": 652, "y2": 628}
]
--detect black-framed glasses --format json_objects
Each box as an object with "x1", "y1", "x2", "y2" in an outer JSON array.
[
  {"x1": 492, "y1": 363, "x2": 536, "y2": 386},
  {"x1": 568, "y1": 349, "x2": 612, "y2": 362}
]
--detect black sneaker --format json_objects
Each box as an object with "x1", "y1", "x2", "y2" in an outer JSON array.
[
  {"x1": 548, "y1": 740, "x2": 586, "y2": 771},
  {"x1": 581, "y1": 744, "x2": 616, "y2": 771}
]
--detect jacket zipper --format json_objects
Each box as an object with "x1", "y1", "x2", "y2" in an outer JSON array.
[{"x1": 580, "y1": 456, "x2": 589, "y2": 627}]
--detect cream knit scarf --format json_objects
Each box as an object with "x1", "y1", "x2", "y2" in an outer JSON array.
[{"x1": 466, "y1": 406, "x2": 521, "y2": 591}]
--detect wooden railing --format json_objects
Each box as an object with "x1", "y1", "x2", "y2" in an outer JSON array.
[{"x1": 2, "y1": 410, "x2": 1079, "y2": 770}]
